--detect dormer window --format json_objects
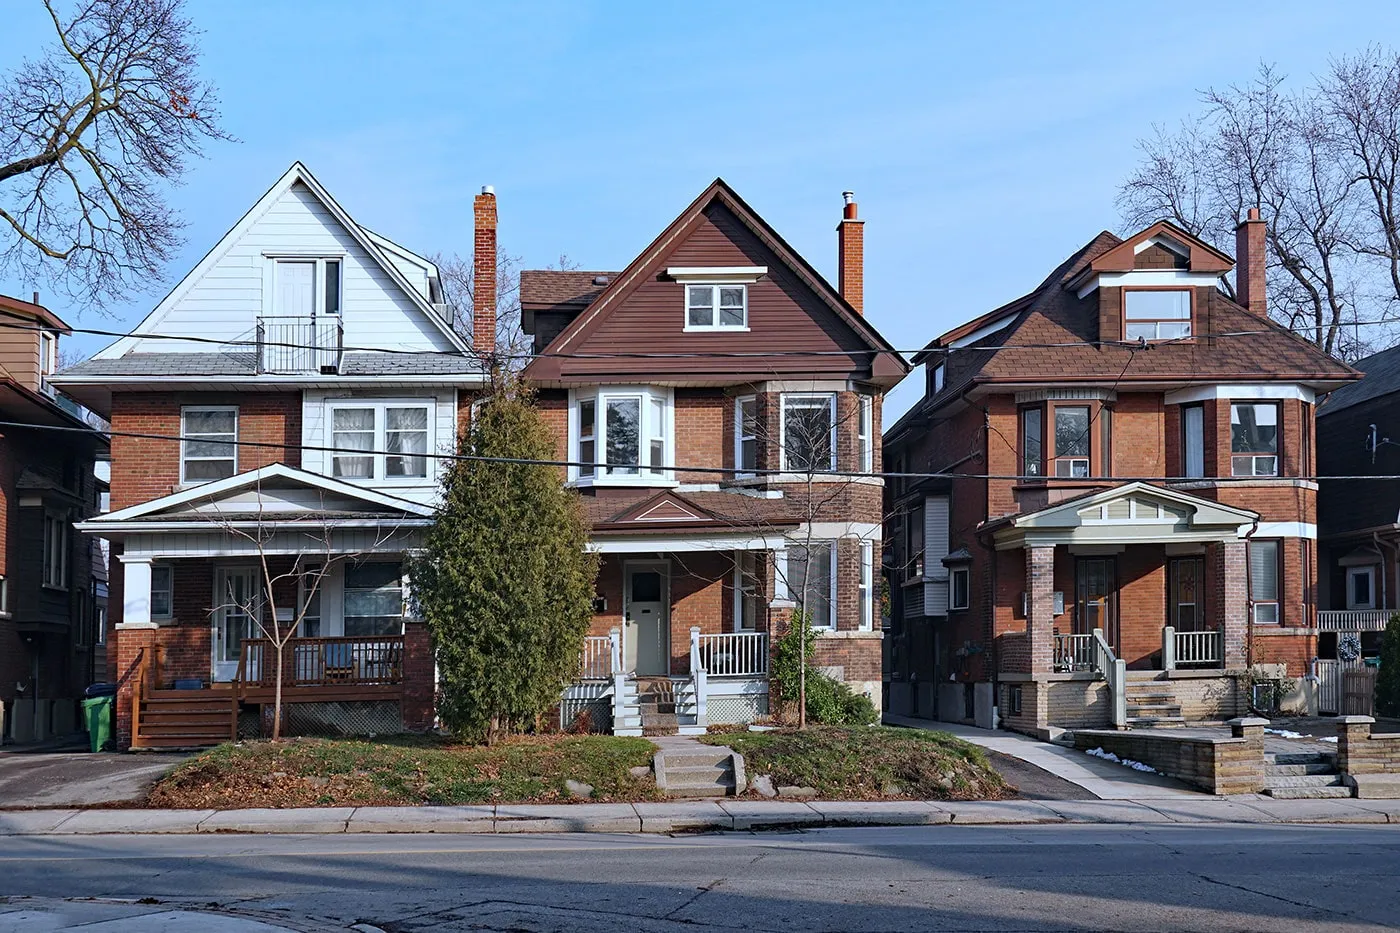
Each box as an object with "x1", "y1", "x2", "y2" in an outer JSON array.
[
  {"x1": 686, "y1": 284, "x2": 747, "y2": 330},
  {"x1": 1123, "y1": 289, "x2": 1192, "y2": 341}
]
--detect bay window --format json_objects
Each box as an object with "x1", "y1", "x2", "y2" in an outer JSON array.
[
  {"x1": 42, "y1": 511, "x2": 69, "y2": 588},
  {"x1": 1022, "y1": 407, "x2": 1042, "y2": 476},
  {"x1": 1124, "y1": 288, "x2": 1192, "y2": 341},
  {"x1": 1053, "y1": 405, "x2": 1091, "y2": 477},
  {"x1": 859, "y1": 540, "x2": 874, "y2": 630},
  {"x1": 1182, "y1": 404, "x2": 1205, "y2": 478},
  {"x1": 858, "y1": 395, "x2": 874, "y2": 473},
  {"x1": 571, "y1": 388, "x2": 673, "y2": 482},
  {"x1": 781, "y1": 393, "x2": 836, "y2": 472},
  {"x1": 1231, "y1": 402, "x2": 1278, "y2": 476},
  {"x1": 330, "y1": 401, "x2": 432, "y2": 481}
]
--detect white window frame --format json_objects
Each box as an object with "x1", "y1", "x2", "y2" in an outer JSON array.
[
  {"x1": 931, "y1": 362, "x2": 946, "y2": 395},
  {"x1": 1249, "y1": 539, "x2": 1281, "y2": 625},
  {"x1": 684, "y1": 283, "x2": 749, "y2": 332},
  {"x1": 1231, "y1": 401, "x2": 1280, "y2": 477},
  {"x1": 1182, "y1": 404, "x2": 1205, "y2": 478},
  {"x1": 733, "y1": 551, "x2": 761, "y2": 633},
  {"x1": 859, "y1": 540, "x2": 874, "y2": 631},
  {"x1": 568, "y1": 387, "x2": 674, "y2": 486},
  {"x1": 327, "y1": 400, "x2": 434, "y2": 483},
  {"x1": 1347, "y1": 566, "x2": 1377, "y2": 611},
  {"x1": 150, "y1": 563, "x2": 174, "y2": 620},
  {"x1": 780, "y1": 392, "x2": 838, "y2": 473},
  {"x1": 949, "y1": 566, "x2": 970, "y2": 611},
  {"x1": 95, "y1": 604, "x2": 106, "y2": 645},
  {"x1": 180, "y1": 406, "x2": 238, "y2": 485},
  {"x1": 735, "y1": 395, "x2": 758, "y2": 477},
  {"x1": 858, "y1": 395, "x2": 874, "y2": 473},
  {"x1": 42, "y1": 510, "x2": 69, "y2": 589},
  {"x1": 267, "y1": 255, "x2": 344, "y2": 317},
  {"x1": 0, "y1": 574, "x2": 8, "y2": 617},
  {"x1": 776, "y1": 541, "x2": 838, "y2": 630}
]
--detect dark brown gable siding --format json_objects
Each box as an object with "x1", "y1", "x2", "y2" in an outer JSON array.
[{"x1": 550, "y1": 203, "x2": 873, "y2": 382}]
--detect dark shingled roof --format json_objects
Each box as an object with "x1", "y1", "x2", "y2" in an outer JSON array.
[
  {"x1": 57, "y1": 350, "x2": 485, "y2": 378},
  {"x1": 579, "y1": 488, "x2": 801, "y2": 531},
  {"x1": 1319, "y1": 343, "x2": 1400, "y2": 416},
  {"x1": 520, "y1": 271, "x2": 618, "y2": 311}
]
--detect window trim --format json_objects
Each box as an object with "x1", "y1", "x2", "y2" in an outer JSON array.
[
  {"x1": 775, "y1": 540, "x2": 838, "y2": 631},
  {"x1": 1231, "y1": 401, "x2": 1280, "y2": 477},
  {"x1": 342, "y1": 560, "x2": 407, "y2": 637},
  {"x1": 180, "y1": 405, "x2": 239, "y2": 485},
  {"x1": 904, "y1": 501, "x2": 925, "y2": 584},
  {"x1": 1182, "y1": 403, "x2": 1205, "y2": 478},
  {"x1": 859, "y1": 540, "x2": 874, "y2": 631},
  {"x1": 683, "y1": 283, "x2": 750, "y2": 332},
  {"x1": 42, "y1": 510, "x2": 70, "y2": 590},
  {"x1": 858, "y1": 395, "x2": 874, "y2": 474},
  {"x1": 1051, "y1": 404, "x2": 1092, "y2": 478},
  {"x1": 1021, "y1": 401, "x2": 1113, "y2": 480},
  {"x1": 734, "y1": 395, "x2": 757, "y2": 477},
  {"x1": 1122, "y1": 286, "x2": 1194, "y2": 342},
  {"x1": 0, "y1": 574, "x2": 8, "y2": 618},
  {"x1": 779, "y1": 392, "x2": 838, "y2": 473},
  {"x1": 733, "y1": 551, "x2": 761, "y2": 633},
  {"x1": 150, "y1": 563, "x2": 174, "y2": 620},
  {"x1": 1021, "y1": 406, "x2": 1043, "y2": 477},
  {"x1": 267, "y1": 255, "x2": 344, "y2": 317},
  {"x1": 949, "y1": 566, "x2": 970, "y2": 611},
  {"x1": 1346, "y1": 565, "x2": 1377, "y2": 611},
  {"x1": 327, "y1": 399, "x2": 435, "y2": 483},
  {"x1": 568, "y1": 387, "x2": 675, "y2": 486}
]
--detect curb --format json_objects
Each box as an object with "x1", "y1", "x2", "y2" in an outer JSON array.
[{"x1": 2, "y1": 796, "x2": 1398, "y2": 836}]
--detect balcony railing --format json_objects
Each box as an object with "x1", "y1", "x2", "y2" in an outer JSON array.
[
  {"x1": 1318, "y1": 609, "x2": 1393, "y2": 632},
  {"x1": 256, "y1": 315, "x2": 343, "y2": 374},
  {"x1": 696, "y1": 632, "x2": 768, "y2": 677}
]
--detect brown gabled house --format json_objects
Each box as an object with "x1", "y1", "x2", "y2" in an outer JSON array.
[
  {"x1": 521, "y1": 181, "x2": 908, "y2": 734},
  {"x1": 884, "y1": 212, "x2": 1358, "y2": 735}
]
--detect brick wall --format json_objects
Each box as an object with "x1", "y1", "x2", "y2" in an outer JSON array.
[{"x1": 110, "y1": 392, "x2": 302, "y2": 510}]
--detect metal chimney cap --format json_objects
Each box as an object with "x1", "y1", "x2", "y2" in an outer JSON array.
[
  {"x1": 841, "y1": 191, "x2": 855, "y2": 205},
  {"x1": 481, "y1": 185, "x2": 495, "y2": 195}
]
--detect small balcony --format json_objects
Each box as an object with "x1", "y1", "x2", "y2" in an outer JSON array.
[{"x1": 256, "y1": 315, "x2": 343, "y2": 374}]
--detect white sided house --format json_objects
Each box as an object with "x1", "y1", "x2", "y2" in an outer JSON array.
[{"x1": 53, "y1": 162, "x2": 492, "y2": 748}]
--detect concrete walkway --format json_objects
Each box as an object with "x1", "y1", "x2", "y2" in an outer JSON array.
[
  {"x1": 884, "y1": 714, "x2": 1201, "y2": 799},
  {"x1": 0, "y1": 897, "x2": 338, "y2": 932},
  {"x1": 2, "y1": 794, "x2": 1398, "y2": 837}
]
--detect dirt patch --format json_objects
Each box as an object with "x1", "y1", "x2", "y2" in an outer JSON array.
[{"x1": 984, "y1": 750, "x2": 1094, "y2": 800}]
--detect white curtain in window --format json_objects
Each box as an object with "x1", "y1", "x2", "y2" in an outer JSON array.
[
  {"x1": 332, "y1": 409, "x2": 376, "y2": 478},
  {"x1": 1183, "y1": 406, "x2": 1204, "y2": 477}
]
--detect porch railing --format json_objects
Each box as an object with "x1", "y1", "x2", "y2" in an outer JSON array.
[
  {"x1": 1092, "y1": 627, "x2": 1127, "y2": 728},
  {"x1": 255, "y1": 315, "x2": 343, "y2": 374},
  {"x1": 580, "y1": 635, "x2": 614, "y2": 680},
  {"x1": 1163, "y1": 626, "x2": 1224, "y2": 670},
  {"x1": 697, "y1": 632, "x2": 769, "y2": 677},
  {"x1": 238, "y1": 635, "x2": 405, "y2": 691},
  {"x1": 1052, "y1": 633, "x2": 1095, "y2": 672},
  {"x1": 1317, "y1": 609, "x2": 1393, "y2": 632}
]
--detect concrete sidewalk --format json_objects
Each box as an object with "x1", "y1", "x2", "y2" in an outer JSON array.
[
  {"x1": 884, "y1": 715, "x2": 1201, "y2": 799},
  {"x1": 2, "y1": 794, "x2": 1398, "y2": 836}
]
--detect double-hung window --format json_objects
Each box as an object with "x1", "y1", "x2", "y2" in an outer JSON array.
[
  {"x1": 1347, "y1": 566, "x2": 1376, "y2": 610},
  {"x1": 859, "y1": 540, "x2": 874, "y2": 631},
  {"x1": 181, "y1": 407, "x2": 237, "y2": 483},
  {"x1": 572, "y1": 388, "x2": 672, "y2": 482},
  {"x1": 1249, "y1": 539, "x2": 1281, "y2": 625},
  {"x1": 1052, "y1": 406, "x2": 1091, "y2": 477},
  {"x1": 150, "y1": 564, "x2": 173, "y2": 620},
  {"x1": 1231, "y1": 402, "x2": 1279, "y2": 476},
  {"x1": 343, "y1": 561, "x2": 405, "y2": 636},
  {"x1": 1022, "y1": 408, "x2": 1043, "y2": 476},
  {"x1": 686, "y1": 284, "x2": 747, "y2": 330},
  {"x1": 330, "y1": 401, "x2": 432, "y2": 481},
  {"x1": 42, "y1": 511, "x2": 69, "y2": 588},
  {"x1": 781, "y1": 393, "x2": 836, "y2": 472},
  {"x1": 1124, "y1": 289, "x2": 1192, "y2": 341},
  {"x1": 734, "y1": 552, "x2": 762, "y2": 632},
  {"x1": 735, "y1": 396, "x2": 757, "y2": 475},
  {"x1": 785, "y1": 541, "x2": 836, "y2": 630}
]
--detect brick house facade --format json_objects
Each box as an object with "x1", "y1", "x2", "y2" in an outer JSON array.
[{"x1": 884, "y1": 214, "x2": 1358, "y2": 736}]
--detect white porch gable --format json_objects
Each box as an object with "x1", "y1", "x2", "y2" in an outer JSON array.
[{"x1": 992, "y1": 482, "x2": 1258, "y2": 550}]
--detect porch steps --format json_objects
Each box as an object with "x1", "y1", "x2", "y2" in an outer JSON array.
[
  {"x1": 134, "y1": 690, "x2": 235, "y2": 749},
  {"x1": 611, "y1": 679, "x2": 643, "y2": 738},
  {"x1": 654, "y1": 746, "x2": 742, "y2": 798},
  {"x1": 1124, "y1": 682, "x2": 1184, "y2": 726},
  {"x1": 637, "y1": 679, "x2": 680, "y2": 736},
  {"x1": 1262, "y1": 752, "x2": 1352, "y2": 799}
]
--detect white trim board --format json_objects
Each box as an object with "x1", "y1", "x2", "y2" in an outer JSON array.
[
  {"x1": 1164, "y1": 384, "x2": 1316, "y2": 405},
  {"x1": 1249, "y1": 522, "x2": 1318, "y2": 540},
  {"x1": 588, "y1": 534, "x2": 788, "y2": 554}
]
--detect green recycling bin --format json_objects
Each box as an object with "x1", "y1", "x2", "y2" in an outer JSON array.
[{"x1": 82, "y1": 695, "x2": 113, "y2": 753}]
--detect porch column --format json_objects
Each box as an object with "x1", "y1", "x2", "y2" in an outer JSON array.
[
  {"x1": 401, "y1": 620, "x2": 434, "y2": 732},
  {"x1": 114, "y1": 556, "x2": 159, "y2": 750},
  {"x1": 1026, "y1": 545, "x2": 1056, "y2": 673},
  {"x1": 120, "y1": 556, "x2": 155, "y2": 629},
  {"x1": 1215, "y1": 539, "x2": 1248, "y2": 669}
]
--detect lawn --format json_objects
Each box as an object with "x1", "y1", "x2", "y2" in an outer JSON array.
[
  {"x1": 148, "y1": 734, "x2": 661, "y2": 809},
  {"x1": 701, "y1": 726, "x2": 1010, "y2": 800}
]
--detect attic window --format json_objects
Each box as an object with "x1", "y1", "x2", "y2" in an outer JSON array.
[
  {"x1": 1123, "y1": 289, "x2": 1191, "y2": 341},
  {"x1": 686, "y1": 284, "x2": 747, "y2": 330}
]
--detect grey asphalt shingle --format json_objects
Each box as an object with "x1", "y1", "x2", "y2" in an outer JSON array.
[
  {"x1": 56, "y1": 350, "x2": 485, "y2": 378},
  {"x1": 1319, "y1": 344, "x2": 1400, "y2": 416}
]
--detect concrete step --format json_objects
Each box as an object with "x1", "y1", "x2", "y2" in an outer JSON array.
[
  {"x1": 1267, "y1": 752, "x2": 1332, "y2": 766},
  {"x1": 614, "y1": 715, "x2": 642, "y2": 729},
  {"x1": 1126, "y1": 703, "x2": 1182, "y2": 714},
  {"x1": 1125, "y1": 716, "x2": 1186, "y2": 726},
  {"x1": 1265, "y1": 763, "x2": 1336, "y2": 776},
  {"x1": 665, "y1": 783, "x2": 732, "y2": 798},
  {"x1": 662, "y1": 751, "x2": 732, "y2": 769},
  {"x1": 1263, "y1": 785, "x2": 1354, "y2": 799},
  {"x1": 664, "y1": 765, "x2": 732, "y2": 785},
  {"x1": 1264, "y1": 774, "x2": 1343, "y2": 789}
]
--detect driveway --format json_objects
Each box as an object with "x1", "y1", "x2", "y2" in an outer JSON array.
[{"x1": 0, "y1": 737, "x2": 186, "y2": 808}]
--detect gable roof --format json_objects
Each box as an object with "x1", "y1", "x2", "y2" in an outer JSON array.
[
  {"x1": 520, "y1": 271, "x2": 617, "y2": 312},
  {"x1": 1083, "y1": 221, "x2": 1233, "y2": 276},
  {"x1": 581, "y1": 488, "x2": 801, "y2": 533},
  {"x1": 522, "y1": 179, "x2": 908, "y2": 386},
  {"x1": 1318, "y1": 343, "x2": 1400, "y2": 416},
  {"x1": 93, "y1": 161, "x2": 470, "y2": 361},
  {"x1": 892, "y1": 225, "x2": 1359, "y2": 439}
]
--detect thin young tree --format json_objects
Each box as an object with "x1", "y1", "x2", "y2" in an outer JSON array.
[
  {"x1": 0, "y1": 0, "x2": 229, "y2": 306},
  {"x1": 413, "y1": 379, "x2": 599, "y2": 744}
]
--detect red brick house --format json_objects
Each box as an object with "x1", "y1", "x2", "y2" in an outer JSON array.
[
  {"x1": 52, "y1": 163, "x2": 493, "y2": 747},
  {"x1": 0, "y1": 294, "x2": 107, "y2": 743},
  {"x1": 522, "y1": 182, "x2": 907, "y2": 734},
  {"x1": 884, "y1": 212, "x2": 1358, "y2": 736}
]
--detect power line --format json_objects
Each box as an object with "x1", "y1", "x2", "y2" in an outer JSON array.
[{"x1": 3, "y1": 418, "x2": 1395, "y2": 484}]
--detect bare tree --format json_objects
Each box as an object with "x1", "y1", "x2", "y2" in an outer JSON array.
[
  {"x1": 0, "y1": 0, "x2": 229, "y2": 306},
  {"x1": 434, "y1": 250, "x2": 579, "y2": 369}
]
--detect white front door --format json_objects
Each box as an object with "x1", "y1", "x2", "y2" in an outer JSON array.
[
  {"x1": 212, "y1": 567, "x2": 260, "y2": 682},
  {"x1": 624, "y1": 562, "x2": 669, "y2": 676}
]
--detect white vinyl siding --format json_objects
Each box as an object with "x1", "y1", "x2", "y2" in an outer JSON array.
[{"x1": 140, "y1": 181, "x2": 456, "y2": 355}]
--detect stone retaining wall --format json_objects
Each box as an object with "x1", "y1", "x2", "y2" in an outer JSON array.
[
  {"x1": 1337, "y1": 716, "x2": 1400, "y2": 798},
  {"x1": 1072, "y1": 717, "x2": 1268, "y2": 794}
]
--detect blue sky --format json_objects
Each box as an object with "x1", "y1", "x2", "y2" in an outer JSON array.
[{"x1": 4, "y1": 1, "x2": 1400, "y2": 418}]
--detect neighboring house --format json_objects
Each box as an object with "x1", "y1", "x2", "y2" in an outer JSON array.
[
  {"x1": 0, "y1": 294, "x2": 107, "y2": 743},
  {"x1": 521, "y1": 182, "x2": 908, "y2": 734},
  {"x1": 1316, "y1": 344, "x2": 1400, "y2": 711},
  {"x1": 51, "y1": 163, "x2": 494, "y2": 748},
  {"x1": 883, "y1": 211, "x2": 1357, "y2": 736}
]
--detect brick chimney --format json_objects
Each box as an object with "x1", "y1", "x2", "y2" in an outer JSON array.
[
  {"x1": 1235, "y1": 207, "x2": 1266, "y2": 317},
  {"x1": 837, "y1": 190, "x2": 864, "y2": 315},
  {"x1": 473, "y1": 185, "x2": 498, "y2": 356}
]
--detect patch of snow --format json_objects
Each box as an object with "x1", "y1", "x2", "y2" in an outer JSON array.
[
  {"x1": 1085, "y1": 746, "x2": 1158, "y2": 773},
  {"x1": 1264, "y1": 728, "x2": 1312, "y2": 739},
  {"x1": 1320, "y1": 736, "x2": 1339, "y2": 744}
]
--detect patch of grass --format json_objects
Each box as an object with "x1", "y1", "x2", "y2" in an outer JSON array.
[
  {"x1": 148, "y1": 734, "x2": 660, "y2": 809},
  {"x1": 700, "y1": 726, "x2": 1010, "y2": 800}
]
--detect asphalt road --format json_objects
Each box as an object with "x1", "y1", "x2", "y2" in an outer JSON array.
[{"x1": 1, "y1": 824, "x2": 1398, "y2": 932}]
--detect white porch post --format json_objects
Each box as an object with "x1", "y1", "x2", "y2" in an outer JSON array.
[{"x1": 119, "y1": 556, "x2": 156, "y2": 629}]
